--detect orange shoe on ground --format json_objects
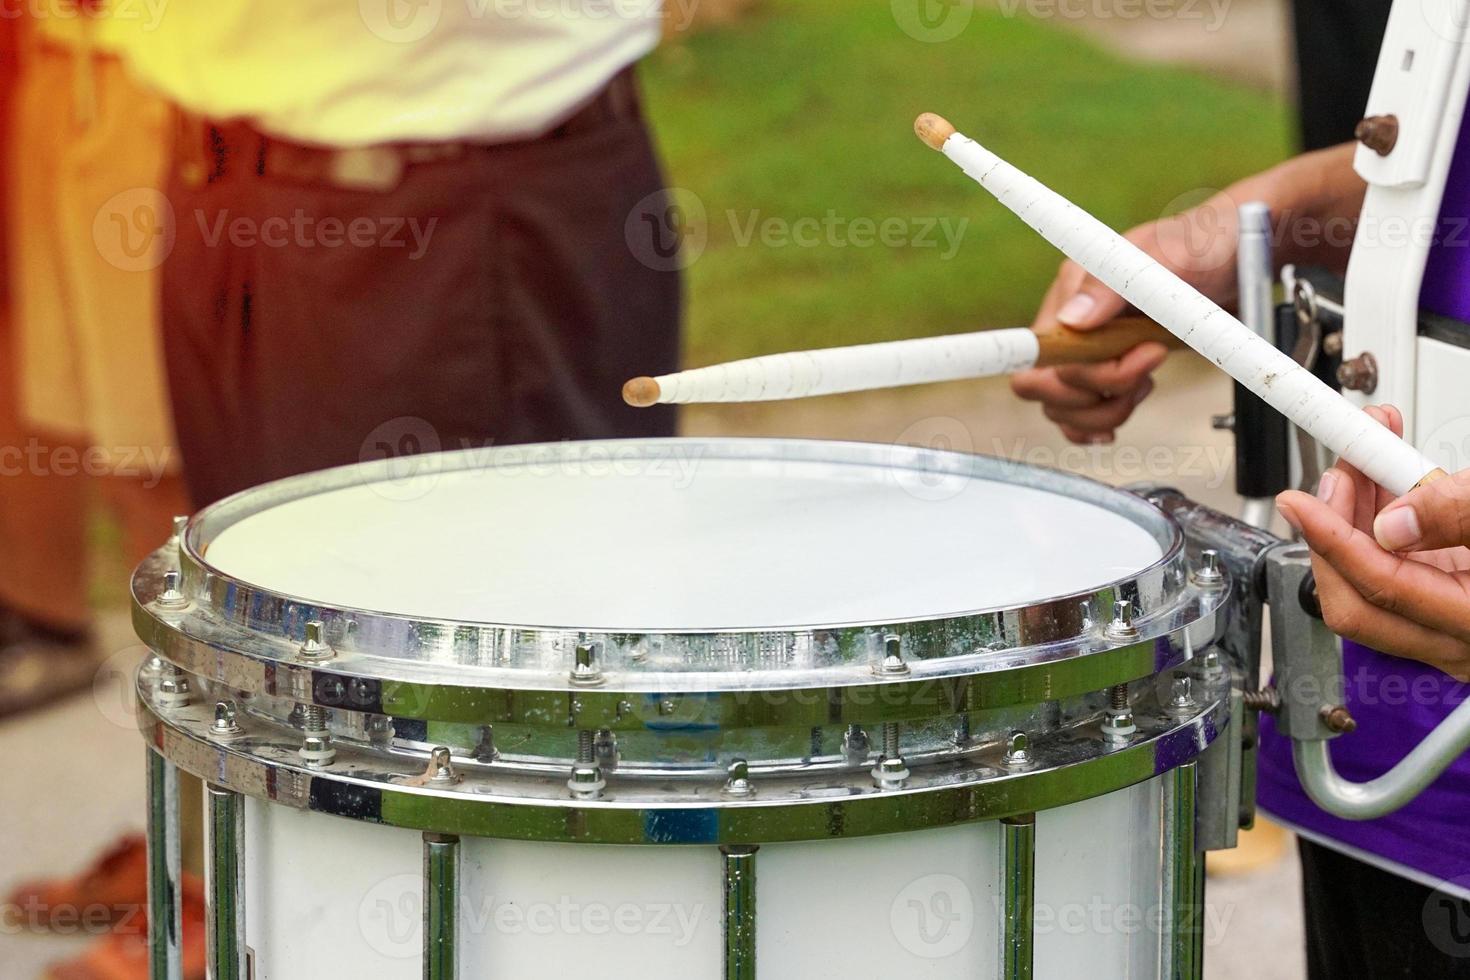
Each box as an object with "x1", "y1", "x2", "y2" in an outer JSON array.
[
  {"x1": 46, "y1": 874, "x2": 206, "y2": 980},
  {"x1": 5, "y1": 834, "x2": 149, "y2": 931}
]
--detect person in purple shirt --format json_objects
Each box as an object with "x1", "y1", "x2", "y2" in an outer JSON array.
[{"x1": 1013, "y1": 137, "x2": 1470, "y2": 976}]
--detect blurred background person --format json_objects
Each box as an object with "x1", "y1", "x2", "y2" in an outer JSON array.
[
  {"x1": 124, "y1": 1, "x2": 682, "y2": 508},
  {"x1": 0, "y1": 6, "x2": 201, "y2": 980},
  {"x1": 0, "y1": 6, "x2": 190, "y2": 713}
]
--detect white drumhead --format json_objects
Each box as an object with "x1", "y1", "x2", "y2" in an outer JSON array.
[{"x1": 203, "y1": 449, "x2": 1162, "y2": 630}]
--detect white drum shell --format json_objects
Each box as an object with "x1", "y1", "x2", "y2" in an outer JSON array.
[{"x1": 239, "y1": 775, "x2": 1168, "y2": 979}]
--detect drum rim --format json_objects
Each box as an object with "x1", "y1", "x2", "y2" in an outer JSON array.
[
  {"x1": 137, "y1": 438, "x2": 1221, "y2": 701},
  {"x1": 184, "y1": 437, "x2": 1183, "y2": 634},
  {"x1": 136, "y1": 666, "x2": 1228, "y2": 844}
]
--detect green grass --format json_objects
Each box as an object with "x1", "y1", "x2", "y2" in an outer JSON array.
[{"x1": 640, "y1": 0, "x2": 1292, "y2": 366}]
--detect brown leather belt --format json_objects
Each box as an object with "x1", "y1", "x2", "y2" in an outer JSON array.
[{"x1": 174, "y1": 67, "x2": 641, "y2": 192}]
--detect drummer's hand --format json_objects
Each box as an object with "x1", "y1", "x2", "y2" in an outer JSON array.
[
  {"x1": 1010, "y1": 208, "x2": 1236, "y2": 444},
  {"x1": 1276, "y1": 405, "x2": 1470, "y2": 680}
]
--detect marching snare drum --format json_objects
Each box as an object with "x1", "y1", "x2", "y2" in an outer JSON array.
[{"x1": 134, "y1": 438, "x2": 1232, "y2": 980}]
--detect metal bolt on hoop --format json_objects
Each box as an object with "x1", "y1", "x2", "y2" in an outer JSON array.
[
  {"x1": 1002, "y1": 731, "x2": 1036, "y2": 772},
  {"x1": 211, "y1": 701, "x2": 243, "y2": 739},
  {"x1": 298, "y1": 620, "x2": 334, "y2": 662},
  {"x1": 1106, "y1": 599, "x2": 1140, "y2": 640},
  {"x1": 570, "y1": 641, "x2": 605, "y2": 687},
  {"x1": 155, "y1": 570, "x2": 189, "y2": 611},
  {"x1": 723, "y1": 759, "x2": 756, "y2": 797},
  {"x1": 874, "y1": 633, "x2": 910, "y2": 677},
  {"x1": 871, "y1": 722, "x2": 909, "y2": 788},
  {"x1": 298, "y1": 704, "x2": 335, "y2": 768},
  {"x1": 1101, "y1": 684, "x2": 1136, "y2": 740}
]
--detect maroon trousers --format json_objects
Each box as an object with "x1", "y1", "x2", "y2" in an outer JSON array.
[{"x1": 161, "y1": 85, "x2": 682, "y2": 506}]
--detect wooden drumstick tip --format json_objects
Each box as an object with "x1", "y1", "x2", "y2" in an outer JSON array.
[
  {"x1": 1413, "y1": 468, "x2": 1451, "y2": 490},
  {"x1": 915, "y1": 113, "x2": 957, "y2": 151},
  {"x1": 622, "y1": 376, "x2": 662, "y2": 408}
]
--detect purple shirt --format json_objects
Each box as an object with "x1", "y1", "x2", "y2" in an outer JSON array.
[{"x1": 1256, "y1": 116, "x2": 1470, "y2": 882}]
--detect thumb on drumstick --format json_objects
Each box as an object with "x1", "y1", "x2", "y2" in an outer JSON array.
[{"x1": 1050, "y1": 261, "x2": 1128, "y2": 330}]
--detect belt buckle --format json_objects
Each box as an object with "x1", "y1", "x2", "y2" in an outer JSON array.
[{"x1": 327, "y1": 146, "x2": 406, "y2": 192}]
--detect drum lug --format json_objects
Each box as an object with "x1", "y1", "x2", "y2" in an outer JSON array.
[{"x1": 841, "y1": 724, "x2": 871, "y2": 764}]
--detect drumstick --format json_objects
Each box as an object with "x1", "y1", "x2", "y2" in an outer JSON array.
[
  {"x1": 913, "y1": 113, "x2": 1446, "y2": 496},
  {"x1": 621, "y1": 316, "x2": 1183, "y2": 408}
]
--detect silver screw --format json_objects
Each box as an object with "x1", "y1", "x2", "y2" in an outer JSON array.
[
  {"x1": 570, "y1": 641, "x2": 605, "y2": 687},
  {"x1": 1002, "y1": 730, "x2": 1034, "y2": 771},
  {"x1": 1101, "y1": 683, "x2": 1136, "y2": 740},
  {"x1": 426, "y1": 746, "x2": 460, "y2": 785},
  {"x1": 298, "y1": 620, "x2": 334, "y2": 662},
  {"x1": 874, "y1": 634, "x2": 910, "y2": 676},
  {"x1": 211, "y1": 700, "x2": 242, "y2": 737},
  {"x1": 1192, "y1": 550, "x2": 1226, "y2": 590},
  {"x1": 593, "y1": 729, "x2": 617, "y2": 769},
  {"x1": 155, "y1": 570, "x2": 187, "y2": 610},
  {"x1": 871, "y1": 722, "x2": 909, "y2": 788},
  {"x1": 1106, "y1": 599, "x2": 1139, "y2": 640},
  {"x1": 568, "y1": 728, "x2": 605, "y2": 799},
  {"x1": 155, "y1": 664, "x2": 192, "y2": 707},
  {"x1": 723, "y1": 758, "x2": 756, "y2": 797},
  {"x1": 298, "y1": 704, "x2": 335, "y2": 768},
  {"x1": 1169, "y1": 675, "x2": 1196, "y2": 712}
]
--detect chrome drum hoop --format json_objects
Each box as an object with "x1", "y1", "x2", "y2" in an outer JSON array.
[
  {"x1": 136, "y1": 664, "x2": 1229, "y2": 845},
  {"x1": 133, "y1": 439, "x2": 1228, "y2": 730}
]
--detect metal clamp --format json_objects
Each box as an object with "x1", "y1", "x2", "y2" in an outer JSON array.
[{"x1": 1266, "y1": 543, "x2": 1470, "y2": 819}]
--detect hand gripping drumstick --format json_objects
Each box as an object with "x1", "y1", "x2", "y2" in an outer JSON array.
[
  {"x1": 912, "y1": 112, "x2": 1446, "y2": 496},
  {"x1": 621, "y1": 316, "x2": 1184, "y2": 408}
]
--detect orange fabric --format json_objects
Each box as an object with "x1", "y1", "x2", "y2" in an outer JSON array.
[{"x1": 0, "y1": 25, "x2": 189, "y2": 630}]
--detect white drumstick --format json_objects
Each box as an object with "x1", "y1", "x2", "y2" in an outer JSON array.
[
  {"x1": 623, "y1": 317, "x2": 1184, "y2": 407},
  {"x1": 913, "y1": 113, "x2": 1445, "y2": 495},
  {"x1": 624, "y1": 329, "x2": 1040, "y2": 406}
]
